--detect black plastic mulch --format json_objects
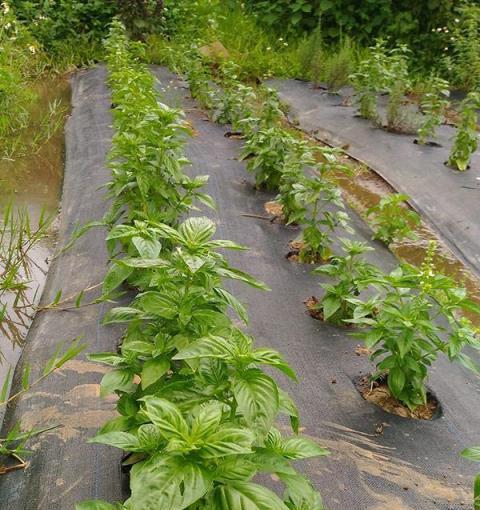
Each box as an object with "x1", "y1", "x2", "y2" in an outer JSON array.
[
  {"x1": 153, "y1": 66, "x2": 480, "y2": 510},
  {"x1": 267, "y1": 79, "x2": 480, "y2": 280}
]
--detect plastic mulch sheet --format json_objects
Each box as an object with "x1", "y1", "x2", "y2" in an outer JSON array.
[
  {"x1": 267, "y1": 79, "x2": 480, "y2": 279},
  {"x1": 153, "y1": 66, "x2": 480, "y2": 510}
]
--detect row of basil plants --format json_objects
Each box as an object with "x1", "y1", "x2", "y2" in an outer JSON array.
[
  {"x1": 168, "y1": 50, "x2": 480, "y2": 413},
  {"x1": 77, "y1": 21, "x2": 328, "y2": 510}
]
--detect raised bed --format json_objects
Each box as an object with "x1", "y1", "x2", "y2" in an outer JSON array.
[
  {"x1": 151, "y1": 67, "x2": 480, "y2": 510},
  {"x1": 267, "y1": 79, "x2": 480, "y2": 279}
]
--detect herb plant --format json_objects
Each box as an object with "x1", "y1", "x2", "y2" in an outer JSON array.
[
  {"x1": 350, "y1": 243, "x2": 480, "y2": 410},
  {"x1": 366, "y1": 193, "x2": 420, "y2": 245},
  {"x1": 447, "y1": 91, "x2": 480, "y2": 171},
  {"x1": 276, "y1": 141, "x2": 314, "y2": 224},
  {"x1": 350, "y1": 40, "x2": 389, "y2": 121},
  {"x1": 417, "y1": 75, "x2": 449, "y2": 145},
  {"x1": 292, "y1": 173, "x2": 351, "y2": 263},
  {"x1": 240, "y1": 127, "x2": 299, "y2": 191},
  {"x1": 311, "y1": 239, "x2": 381, "y2": 325}
]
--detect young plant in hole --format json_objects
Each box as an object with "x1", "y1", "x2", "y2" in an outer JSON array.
[
  {"x1": 275, "y1": 140, "x2": 313, "y2": 224},
  {"x1": 447, "y1": 91, "x2": 480, "y2": 171},
  {"x1": 350, "y1": 39, "x2": 389, "y2": 121},
  {"x1": 209, "y1": 60, "x2": 257, "y2": 130},
  {"x1": 311, "y1": 239, "x2": 381, "y2": 325},
  {"x1": 350, "y1": 242, "x2": 480, "y2": 411},
  {"x1": 240, "y1": 127, "x2": 299, "y2": 191},
  {"x1": 417, "y1": 75, "x2": 449, "y2": 145},
  {"x1": 186, "y1": 58, "x2": 214, "y2": 110},
  {"x1": 461, "y1": 446, "x2": 480, "y2": 510},
  {"x1": 366, "y1": 193, "x2": 420, "y2": 245},
  {"x1": 292, "y1": 174, "x2": 351, "y2": 263},
  {"x1": 258, "y1": 86, "x2": 283, "y2": 127},
  {"x1": 384, "y1": 45, "x2": 412, "y2": 133}
]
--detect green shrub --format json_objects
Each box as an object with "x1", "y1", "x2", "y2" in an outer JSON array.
[
  {"x1": 446, "y1": 4, "x2": 480, "y2": 91},
  {"x1": 9, "y1": 0, "x2": 115, "y2": 59},
  {"x1": 243, "y1": 0, "x2": 456, "y2": 62}
]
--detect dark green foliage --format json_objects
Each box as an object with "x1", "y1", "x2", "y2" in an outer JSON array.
[
  {"x1": 10, "y1": 0, "x2": 116, "y2": 56},
  {"x1": 243, "y1": 0, "x2": 458, "y2": 63}
]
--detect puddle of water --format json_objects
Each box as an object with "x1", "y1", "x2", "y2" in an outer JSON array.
[
  {"x1": 0, "y1": 75, "x2": 70, "y2": 392},
  {"x1": 0, "y1": 76, "x2": 70, "y2": 213}
]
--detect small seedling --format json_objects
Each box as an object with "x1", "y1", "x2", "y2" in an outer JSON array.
[
  {"x1": 366, "y1": 193, "x2": 420, "y2": 245},
  {"x1": 447, "y1": 91, "x2": 480, "y2": 171}
]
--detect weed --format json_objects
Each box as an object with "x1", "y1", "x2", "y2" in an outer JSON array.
[{"x1": 323, "y1": 38, "x2": 356, "y2": 92}]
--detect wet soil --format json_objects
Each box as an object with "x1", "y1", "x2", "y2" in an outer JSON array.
[
  {"x1": 304, "y1": 295, "x2": 324, "y2": 320},
  {"x1": 355, "y1": 375, "x2": 440, "y2": 420}
]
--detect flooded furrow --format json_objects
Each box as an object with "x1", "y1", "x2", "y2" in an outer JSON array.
[{"x1": 0, "y1": 76, "x2": 70, "y2": 391}]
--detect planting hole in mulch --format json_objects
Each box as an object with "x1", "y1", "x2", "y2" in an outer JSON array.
[
  {"x1": 264, "y1": 201, "x2": 286, "y2": 224},
  {"x1": 286, "y1": 240, "x2": 329, "y2": 264},
  {"x1": 304, "y1": 296, "x2": 354, "y2": 328},
  {"x1": 304, "y1": 296, "x2": 324, "y2": 320},
  {"x1": 354, "y1": 375, "x2": 441, "y2": 420}
]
